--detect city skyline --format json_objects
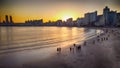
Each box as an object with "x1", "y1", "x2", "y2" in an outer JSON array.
[
  {"x1": 0, "y1": 0, "x2": 120, "y2": 23},
  {"x1": 1, "y1": 6, "x2": 120, "y2": 27}
]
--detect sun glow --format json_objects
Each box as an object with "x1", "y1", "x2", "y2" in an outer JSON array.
[
  {"x1": 57, "y1": 10, "x2": 78, "y2": 21},
  {"x1": 62, "y1": 15, "x2": 72, "y2": 21}
]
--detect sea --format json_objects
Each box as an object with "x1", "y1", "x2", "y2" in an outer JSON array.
[
  {"x1": 0, "y1": 27, "x2": 102, "y2": 65},
  {"x1": 0, "y1": 27, "x2": 101, "y2": 50}
]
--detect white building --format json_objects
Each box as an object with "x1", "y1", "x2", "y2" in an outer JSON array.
[
  {"x1": 95, "y1": 15, "x2": 105, "y2": 26},
  {"x1": 84, "y1": 11, "x2": 97, "y2": 26},
  {"x1": 66, "y1": 18, "x2": 73, "y2": 26},
  {"x1": 76, "y1": 18, "x2": 85, "y2": 26}
]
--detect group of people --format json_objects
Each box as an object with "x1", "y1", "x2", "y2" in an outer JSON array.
[
  {"x1": 56, "y1": 29, "x2": 120, "y2": 54},
  {"x1": 95, "y1": 29, "x2": 120, "y2": 44},
  {"x1": 56, "y1": 43, "x2": 82, "y2": 54},
  {"x1": 57, "y1": 47, "x2": 61, "y2": 53},
  {"x1": 69, "y1": 44, "x2": 82, "y2": 53}
]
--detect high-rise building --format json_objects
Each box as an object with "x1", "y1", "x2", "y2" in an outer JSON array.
[
  {"x1": 66, "y1": 18, "x2": 73, "y2": 23},
  {"x1": 76, "y1": 18, "x2": 85, "y2": 26},
  {"x1": 84, "y1": 11, "x2": 97, "y2": 26},
  {"x1": 103, "y1": 6, "x2": 110, "y2": 26},
  {"x1": 109, "y1": 11, "x2": 117, "y2": 26},
  {"x1": 56, "y1": 20, "x2": 62, "y2": 26},
  {"x1": 10, "y1": 16, "x2": 13, "y2": 23},
  {"x1": 66, "y1": 18, "x2": 73, "y2": 26},
  {"x1": 103, "y1": 6, "x2": 117, "y2": 26},
  {"x1": 5, "y1": 15, "x2": 9, "y2": 23},
  {"x1": 116, "y1": 13, "x2": 120, "y2": 26}
]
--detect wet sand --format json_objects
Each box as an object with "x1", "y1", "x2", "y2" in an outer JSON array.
[
  {"x1": 1, "y1": 28, "x2": 120, "y2": 68},
  {"x1": 21, "y1": 28, "x2": 120, "y2": 68}
]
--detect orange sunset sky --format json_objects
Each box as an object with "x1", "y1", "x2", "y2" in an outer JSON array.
[{"x1": 0, "y1": 0, "x2": 120, "y2": 23}]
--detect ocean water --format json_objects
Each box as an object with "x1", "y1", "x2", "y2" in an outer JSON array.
[
  {"x1": 0, "y1": 27, "x2": 101, "y2": 50},
  {"x1": 0, "y1": 27, "x2": 101, "y2": 66}
]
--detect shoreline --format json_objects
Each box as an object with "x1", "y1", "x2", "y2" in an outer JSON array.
[
  {"x1": 0, "y1": 28, "x2": 120, "y2": 68},
  {"x1": 0, "y1": 27, "x2": 99, "y2": 54},
  {"x1": 23, "y1": 28, "x2": 120, "y2": 68},
  {"x1": 0, "y1": 26, "x2": 120, "y2": 28}
]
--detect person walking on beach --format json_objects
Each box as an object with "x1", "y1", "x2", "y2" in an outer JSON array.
[
  {"x1": 70, "y1": 47, "x2": 72, "y2": 51},
  {"x1": 106, "y1": 37, "x2": 108, "y2": 40},
  {"x1": 97, "y1": 39, "x2": 100, "y2": 42},
  {"x1": 97, "y1": 36, "x2": 100, "y2": 38},
  {"x1": 57, "y1": 47, "x2": 61, "y2": 54},
  {"x1": 77, "y1": 45, "x2": 81, "y2": 51},
  {"x1": 101, "y1": 38, "x2": 103, "y2": 41},
  {"x1": 73, "y1": 44, "x2": 76, "y2": 47},
  {"x1": 70, "y1": 47, "x2": 74, "y2": 53}
]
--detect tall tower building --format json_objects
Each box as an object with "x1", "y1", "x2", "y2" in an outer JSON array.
[
  {"x1": 10, "y1": 16, "x2": 13, "y2": 23},
  {"x1": 103, "y1": 6, "x2": 110, "y2": 26},
  {"x1": 5, "y1": 15, "x2": 9, "y2": 23}
]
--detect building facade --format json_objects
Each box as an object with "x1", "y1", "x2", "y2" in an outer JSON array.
[
  {"x1": 103, "y1": 6, "x2": 117, "y2": 26},
  {"x1": 5, "y1": 15, "x2": 9, "y2": 23},
  {"x1": 84, "y1": 11, "x2": 97, "y2": 26}
]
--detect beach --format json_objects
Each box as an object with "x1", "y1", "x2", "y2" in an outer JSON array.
[
  {"x1": 0, "y1": 28, "x2": 120, "y2": 68},
  {"x1": 21, "y1": 28, "x2": 120, "y2": 68}
]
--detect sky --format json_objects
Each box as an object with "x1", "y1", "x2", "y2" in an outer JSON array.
[{"x1": 0, "y1": 0, "x2": 120, "y2": 23}]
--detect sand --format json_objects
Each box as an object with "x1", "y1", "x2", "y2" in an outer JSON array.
[
  {"x1": 1, "y1": 28, "x2": 120, "y2": 68},
  {"x1": 21, "y1": 28, "x2": 120, "y2": 68}
]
